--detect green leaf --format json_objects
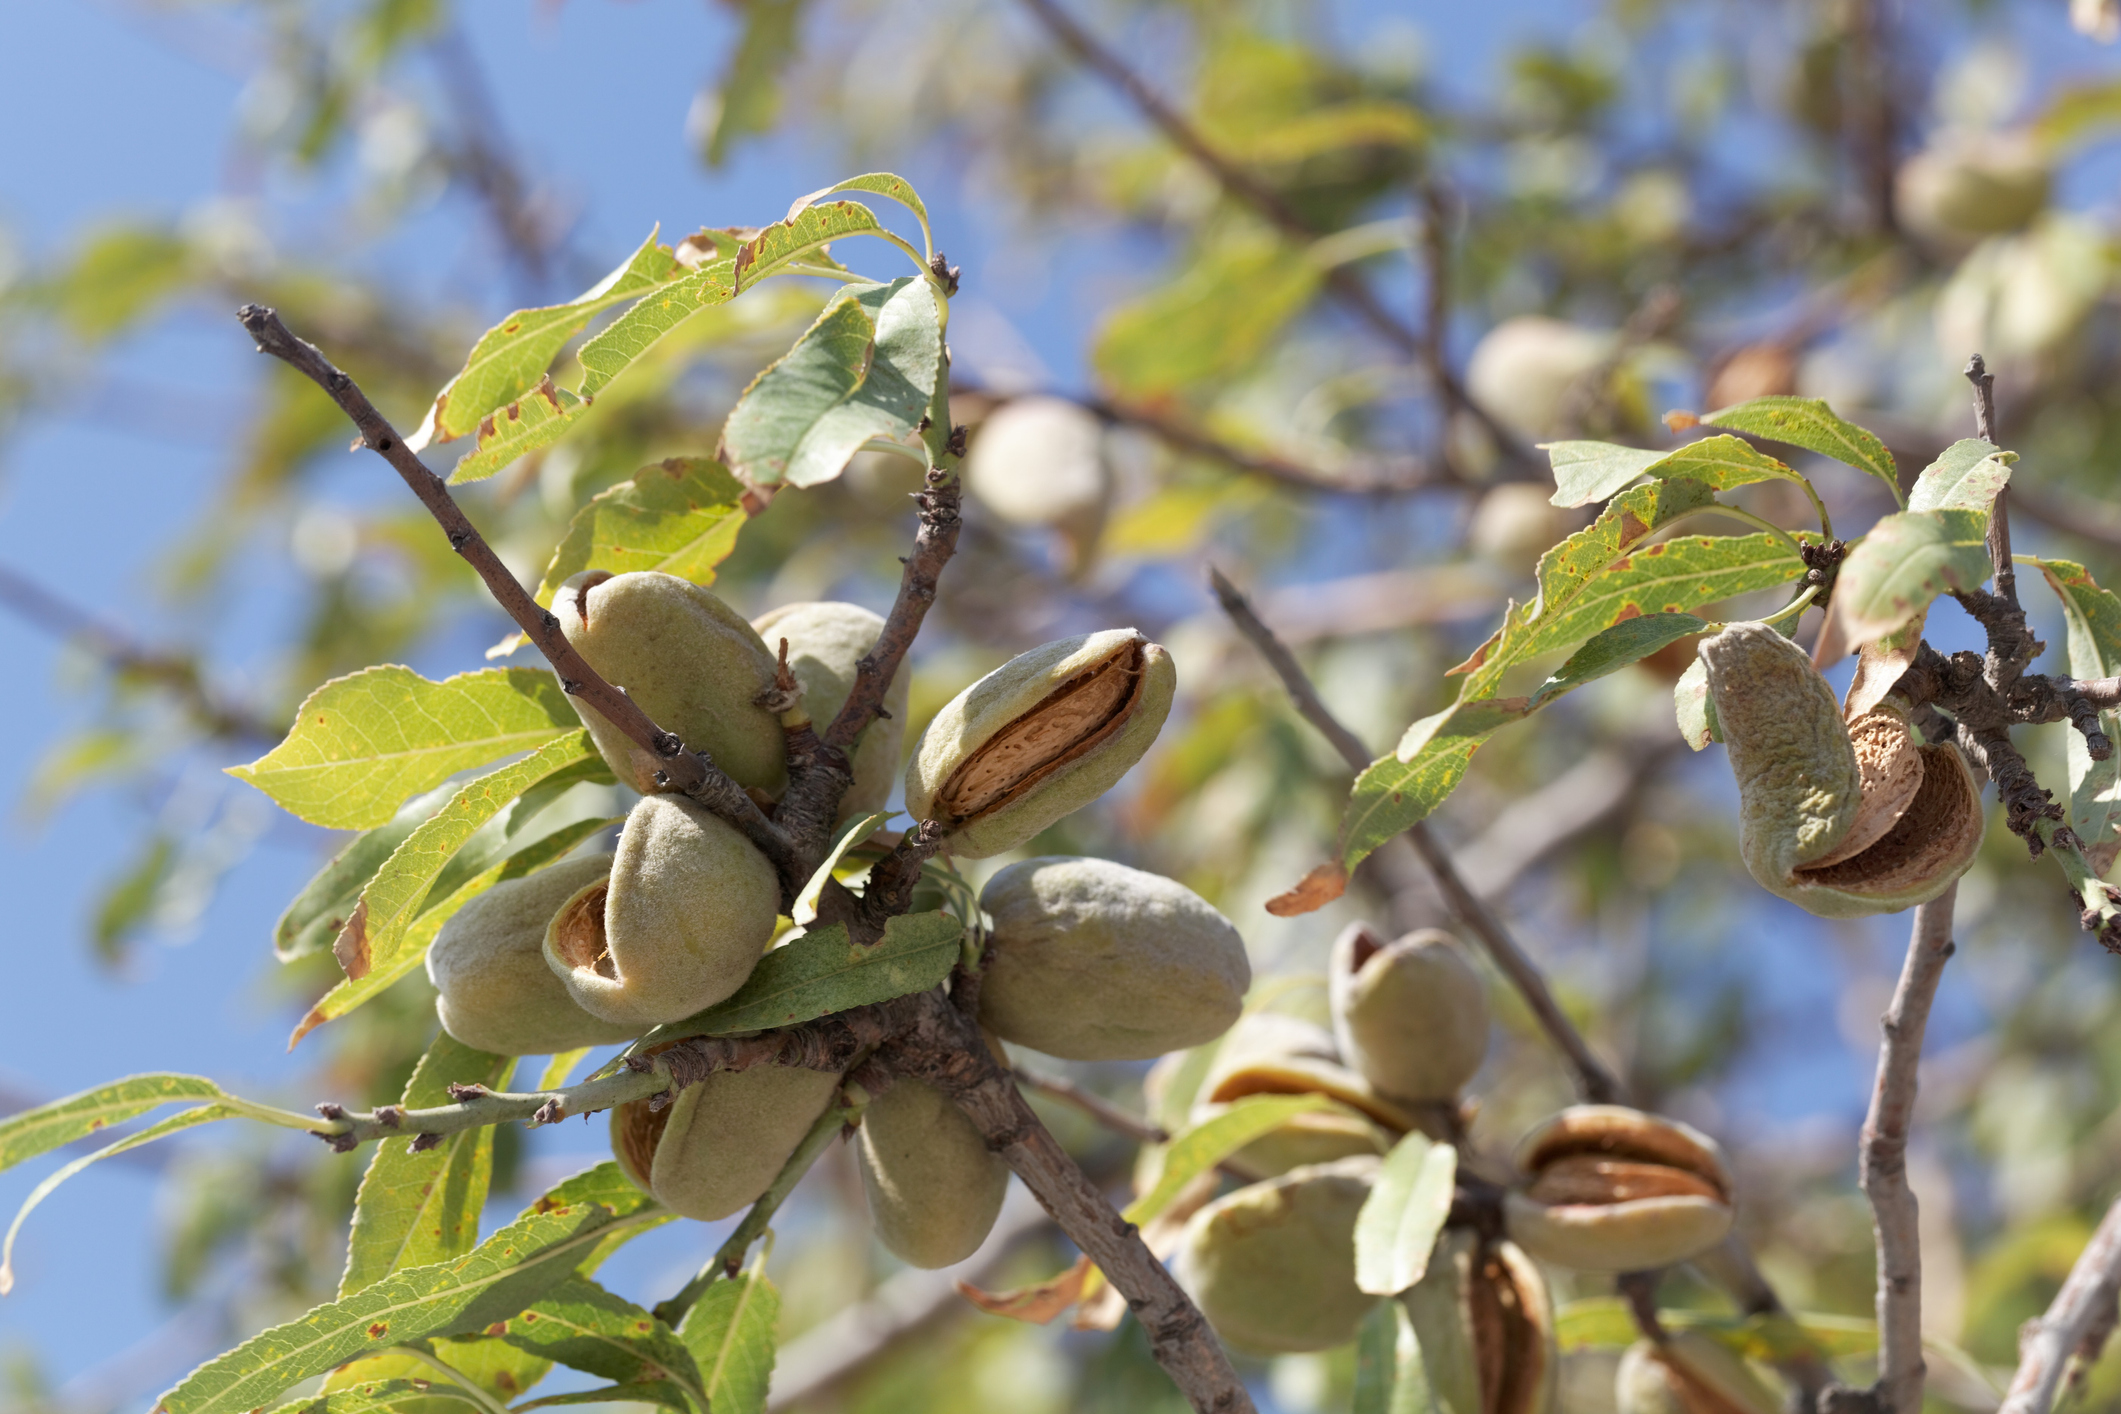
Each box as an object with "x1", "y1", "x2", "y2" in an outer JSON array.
[
  {"x1": 1352, "y1": 1301, "x2": 1427, "y2": 1414},
  {"x1": 1834, "y1": 509, "x2": 1993, "y2": 644},
  {"x1": 1340, "y1": 710, "x2": 1507, "y2": 873},
  {"x1": 0, "y1": 1073, "x2": 226, "y2": 1174},
  {"x1": 1093, "y1": 227, "x2": 1322, "y2": 398},
  {"x1": 515, "y1": 1382, "x2": 692, "y2": 1411},
  {"x1": 696, "y1": 2, "x2": 810, "y2": 167},
  {"x1": 411, "y1": 230, "x2": 684, "y2": 450},
  {"x1": 492, "y1": 1276, "x2": 705, "y2": 1408},
  {"x1": 341, "y1": 1035, "x2": 515, "y2": 1297},
  {"x1": 1127, "y1": 1094, "x2": 1339, "y2": 1224},
  {"x1": 677, "y1": 1264, "x2": 779, "y2": 1414},
  {"x1": 574, "y1": 258, "x2": 741, "y2": 401},
  {"x1": 1, "y1": 1104, "x2": 233, "y2": 1294},
  {"x1": 1700, "y1": 395, "x2": 1898, "y2": 498},
  {"x1": 1353, "y1": 1133, "x2": 1458, "y2": 1297},
  {"x1": 1529, "y1": 614, "x2": 1707, "y2": 708},
  {"x1": 535, "y1": 458, "x2": 749, "y2": 606},
  {"x1": 1237, "y1": 100, "x2": 1424, "y2": 164},
  {"x1": 447, "y1": 376, "x2": 589, "y2": 485},
  {"x1": 624, "y1": 910, "x2": 963, "y2": 1053},
  {"x1": 2039, "y1": 558, "x2": 2121, "y2": 872},
  {"x1": 1542, "y1": 441, "x2": 1665, "y2": 508},
  {"x1": 1641, "y1": 435, "x2": 1811, "y2": 498},
  {"x1": 229, "y1": 667, "x2": 579, "y2": 831},
  {"x1": 276, "y1": 785, "x2": 461, "y2": 962},
  {"x1": 718, "y1": 277, "x2": 942, "y2": 488},
  {"x1": 1522, "y1": 532, "x2": 1803, "y2": 660},
  {"x1": 265, "y1": 1377, "x2": 487, "y2": 1414},
  {"x1": 153, "y1": 1188, "x2": 657, "y2": 1414},
  {"x1": 792, "y1": 173, "x2": 933, "y2": 256},
  {"x1": 1673, "y1": 657, "x2": 1721, "y2": 751},
  {"x1": 731, "y1": 199, "x2": 908, "y2": 292},
  {"x1": 291, "y1": 733, "x2": 599, "y2": 1047},
  {"x1": 1908, "y1": 437, "x2": 2015, "y2": 513}
]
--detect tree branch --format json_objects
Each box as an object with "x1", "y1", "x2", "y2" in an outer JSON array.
[
  {"x1": 1206, "y1": 565, "x2": 1625, "y2": 1103},
  {"x1": 1998, "y1": 1188, "x2": 2121, "y2": 1414},
  {"x1": 1822, "y1": 885, "x2": 1958, "y2": 1414},
  {"x1": 0, "y1": 563, "x2": 276, "y2": 743},
  {"x1": 882, "y1": 990, "x2": 1256, "y2": 1414},
  {"x1": 233, "y1": 304, "x2": 800, "y2": 885}
]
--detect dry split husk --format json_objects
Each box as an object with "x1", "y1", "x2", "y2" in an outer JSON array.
[
  {"x1": 1700, "y1": 622, "x2": 1981, "y2": 918},
  {"x1": 1503, "y1": 1105, "x2": 1735, "y2": 1272},
  {"x1": 1402, "y1": 1228, "x2": 1557, "y2": 1414}
]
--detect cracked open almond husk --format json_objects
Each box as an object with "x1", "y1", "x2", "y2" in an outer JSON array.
[
  {"x1": 1616, "y1": 1332, "x2": 1785, "y2": 1414},
  {"x1": 1699, "y1": 622, "x2": 1982, "y2": 918},
  {"x1": 1503, "y1": 1106, "x2": 1735, "y2": 1272},
  {"x1": 611, "y1": 1063, "x2": 842, "y2": 1221},
  {"x1": 1174, "y1": 1156, "x2": 1380, "y2": 1353},
  {"x1": 1402, "y1": 1228, "x2": 1556, "y2": 1414},
  {"x1": 903, "y1": 628, "x2": 1175, "y2": 859},
  {"x1": 543, "y1": 793, "x2": 779, "y2": 1028},
  {"x1": 1198, "y1": 1012, "x2": 1422, "y2": 1134}
]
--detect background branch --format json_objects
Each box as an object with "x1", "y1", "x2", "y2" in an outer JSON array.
[{"x1": 1998, "y1": 1187, "x2": 2121, "y2": 1414}]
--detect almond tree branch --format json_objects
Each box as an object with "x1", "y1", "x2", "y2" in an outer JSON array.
[
  {"x1": 1821, "y1": 885, "x2": 1958, "y2": 1414},
  {"x1": 1206, "y1": 565, "x2": 1624, "y2": 1103},
  {"x1": 1998, "y1": 1188, "x2": 2121, "y2": 1414},
  {"x1": 1206, "y1": 563, "x2": 1837, "y2": 1402},
  {"x1": 0, "y1": 562, "x2": 276, "y2": 743},
  {"x1": 1013, "y1": 0, "x2": 1527, "y2": 466},
  {"x1": 233, "y1": 304, "x2": 798, "y2": 885},
  {"x1": 882, "y1": 989, "x2": 1256, "y2": 1414}
]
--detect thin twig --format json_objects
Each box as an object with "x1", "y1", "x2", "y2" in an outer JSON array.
[
  {"x1": 1823, "y1": 884, "x2": 1958, "y2": 1414},
  {"x1": 1998, "y1": 1189, "x2": 2121, "y2": 1414},
  {"x1": 1013, "y1": 1065, "x2": 1171, "y2": 1146},
  {"x1": 233, "y1": 304, "x2": 799, "y2": 883},
  {"x1": 0, "y1": 563, "x2": 275, "y2": 743},
  {"x1": 1205, "y1": 565, "x2": 1625, "y2": 1103},
  {"x1": 1967, "y1": 354, "x2": 2017, "y2": 610}
]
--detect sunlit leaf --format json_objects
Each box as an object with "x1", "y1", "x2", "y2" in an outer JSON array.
[
  {"x1": 1542, "y1": 441, "x2": 1665, "y2": 508},
  {"x1": 732, "y1": 199, "x2": 907, "y2": 291},
  {"x1": 1129, "y1": 1094, "x2": 1339, "y2": 1224},
  {"x1": 446, "y1": 376, "x2": 589, "y2": 485},
  {"x1": 276, "y1": 784, "x2": 460, "y2": 962},
  {"x1": 1674, "y1": 657, "x2": 1721, "y2": 751},
  {"x1": 535, "y1": 458, "x2": 750, "y2": 605},
  {"x1": 1353, "y1": 1300, "x2": 1427, "y2": 1414},
  {"x1": 1354, "y1": 1133, "x2": 1456, "y2": 1296},
  {"x1": 790, "y1": 173, "x2": 933, "y2": 255},
  {"x1": 264, "y1": 1377, "x2": 486, "y2": 1414},
  {"x1": 1700, "y1": 395, "x2": 1897, "y2": 500},
  {"x1": 1908, "y1": 437, "x2": 2015, "y2": 513},
  {"x1": 575, "y1": 258, "x2": 740, "y2": 400},
  {"x1": 491, "y1": 1276, "x2": 705, "y2": 1408},
  {"x1": 1833, "y1": 509, "x2": 1991, "y2": 644},
  {"x1": 1237, "y1": 100, "x2": 1424, "y2": 163},
  {"x1": 290, "y1": 733, "x2": 599, "y2": 1047},
  {"x1": 4, "y1": 1105, "x2": 232, "y2": 1294},
  {"x1": 677, "y1": 1262, "x2": 778, "y2": 1414},
  {"x1": 340, "y1": 1035, "x2": 514, "y2": 1296},
  {"x1": 719, "y1": 277, "x2": 941, "y2": 487},
  {"x1": 2038, "y1": 558, "x2": 2121, "y2": 873},
  {"x1": 0, "y1": 1073, "x2": 227, "y2": 1174},
  {"x1": 229, "y1": 667, "x2": 579, "y2": 831},
  {"x1": 411, "y1": 229, "x2": 684, "y2": 450},
  {"x1": 153, "y1": 1189, "x2": 657, "y2": 1414}
]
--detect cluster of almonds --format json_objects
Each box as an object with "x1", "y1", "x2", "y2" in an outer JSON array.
[
  {"x1": 1151, "y1": 925, "x2": 1750, "y2": 1411},
  {"x1": 422, "y1": 568, "x2": 1261, "y2": 1269}
]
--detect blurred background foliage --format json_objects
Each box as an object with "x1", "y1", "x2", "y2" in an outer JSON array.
[{"x1": 11, "y1": 0, "x2": 2121, "y2": 1410}]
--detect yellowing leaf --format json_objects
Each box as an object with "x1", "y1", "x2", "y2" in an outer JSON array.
[{"x1": 535, "y1": 458, "x2": 750, "y2": 606}]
